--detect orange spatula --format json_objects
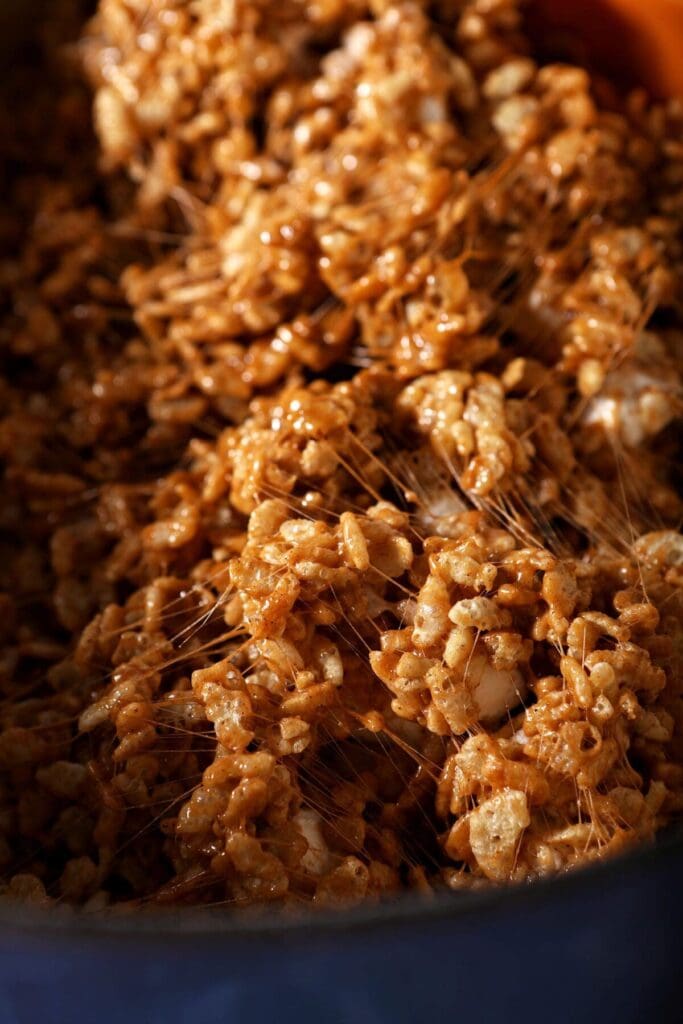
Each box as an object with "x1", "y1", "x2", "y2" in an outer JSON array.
[{"x1": 529, "y1": 0, "x2": 683, "y2": 98}]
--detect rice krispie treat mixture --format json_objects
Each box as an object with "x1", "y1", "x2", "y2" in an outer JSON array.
[{"x1": 0, "y1": 0, "x2": 681, "y2": 909}]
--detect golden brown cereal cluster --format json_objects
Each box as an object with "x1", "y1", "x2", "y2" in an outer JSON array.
[{"x1": 0, "y1": 0, "x2": 681, "y2": 909}]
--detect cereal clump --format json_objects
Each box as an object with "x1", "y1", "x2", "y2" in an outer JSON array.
[{"x1": 0, "y1": 0, "x2": 681, "y2": 909}]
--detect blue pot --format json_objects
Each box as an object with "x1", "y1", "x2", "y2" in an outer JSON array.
[{"x1": 1, "y1": 835, "x2": 680, "y2": 1024}]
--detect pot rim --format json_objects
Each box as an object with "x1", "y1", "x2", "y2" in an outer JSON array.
[{"x1": 1, "y1": 827, "x2": 680, "y2": 949}]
